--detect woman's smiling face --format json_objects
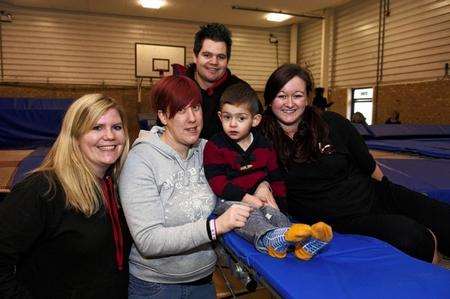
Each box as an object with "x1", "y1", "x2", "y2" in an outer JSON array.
[
  {"x1": 78, "y1": 108, "x2": 125, "y2": 178},
  {"x1": 271, "y1": 76, "x2": 308, "y2": 131}
]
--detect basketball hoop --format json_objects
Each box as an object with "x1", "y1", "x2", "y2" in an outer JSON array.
[{"x1": 156, "y1": 69, "x2": 166, "y2": 77}]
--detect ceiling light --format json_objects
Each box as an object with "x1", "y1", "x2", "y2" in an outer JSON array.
[
  {"x1": 265, "y1": 13, "x2": 292, "y2": 22},
  {"x1": 139, "y1": 0, "x2": 166, "y2": 9}
]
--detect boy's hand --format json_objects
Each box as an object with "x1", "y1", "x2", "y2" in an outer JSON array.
[{"x1": 242, "y1": 193, "x2": 265, "y2": 208}]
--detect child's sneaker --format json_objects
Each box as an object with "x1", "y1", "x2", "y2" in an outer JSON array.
[{"x1": 260, "y1": 227, "x2": 289, "y2": 258}]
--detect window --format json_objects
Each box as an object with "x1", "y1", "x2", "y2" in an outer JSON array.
[{"x1": 351, "y1": 88, "x2": 373, "y2": 125}]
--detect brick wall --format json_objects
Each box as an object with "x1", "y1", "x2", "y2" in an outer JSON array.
[{"x1": 328, "y1": 80, "x2": 450, "y2": 124}]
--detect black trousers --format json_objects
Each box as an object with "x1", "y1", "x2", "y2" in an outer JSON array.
[{"x1": 331, "y1": 177, "x2": 450, "y2": 262}]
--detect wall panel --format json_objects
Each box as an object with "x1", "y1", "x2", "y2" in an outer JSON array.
[
  {"x1": 328, "y1": 0, "x2": 450, "y2": 87},
  {"x1": 327, "y1": 0, "x2": 450, "y2": 124},
  {"x1": 298, "y1": 19, "x2": 322, "y2": 84},
  {"x1": 331, "y1": 0, "x2": 379, "y2": 87},
  {"x1": 0, "y1": 5, "x2": 289, "y2": 91},
  {"x1": 382, "y1": 0, "x2": 450, "y2": 83}
]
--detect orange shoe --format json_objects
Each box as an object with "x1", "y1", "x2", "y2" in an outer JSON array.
[{"x1": 294, "y1": 222, "x2": 333, "y2": 260}]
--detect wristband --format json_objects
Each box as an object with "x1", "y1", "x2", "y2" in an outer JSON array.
[{"x1": 209, "y1": 219, "x2": 217, "y2": 240}]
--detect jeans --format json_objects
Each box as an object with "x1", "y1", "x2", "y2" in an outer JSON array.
[
  {"x1": 129, "y1": 274, "x2": 216, "y2": 299},
  {"x1": 215, "y1": 199, "x2": 291, "y2": 252}
]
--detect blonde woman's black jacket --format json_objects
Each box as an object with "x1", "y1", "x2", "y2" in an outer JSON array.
[{"x1": 0, "y1": 172, "x2": 130, "y2": 299}]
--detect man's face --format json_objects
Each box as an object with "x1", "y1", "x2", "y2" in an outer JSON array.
[{"x1": 194, "y1": 39, "x2": 228, "y2": 89}]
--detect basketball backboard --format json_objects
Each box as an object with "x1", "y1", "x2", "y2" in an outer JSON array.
[{"x1": 135, "y1": 43, "x2": 186, "y2": 78}]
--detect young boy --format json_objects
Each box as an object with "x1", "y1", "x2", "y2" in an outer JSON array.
[{"x1": 204, "y1": 82, "x2": 333, "y2": 260}]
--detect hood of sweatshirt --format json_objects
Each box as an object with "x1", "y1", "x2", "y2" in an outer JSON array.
[{"x1": 132, "y1": 126, "x2": 204, "y2": 166}]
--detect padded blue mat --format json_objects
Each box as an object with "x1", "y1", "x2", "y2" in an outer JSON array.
[
  {"x1": 354, "y1": 124, "x2": 450, "y2": 139},
  {"x1": 367, "y1": 138, "x2": 450, "y2": 159},
  {"x1": 377, "y1": 158, "x2": 450, "y2": 204},
  {"x1": 11, "y1": 147, "x2": 50, "y2": 187},
  {"x1": 222, "y1": 232, "x2": 450, "y2": 299},
  {"x1": 369, "y1": 124, "x2": 450, "y2": 138}
]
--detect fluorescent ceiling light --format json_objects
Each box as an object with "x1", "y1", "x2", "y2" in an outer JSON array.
[
  {"x1": 266, "y1": 13, "x2": 292, "y2": 22},
  {"x1": 139, "y1": 0, "x2": 166, "y2": 9}
]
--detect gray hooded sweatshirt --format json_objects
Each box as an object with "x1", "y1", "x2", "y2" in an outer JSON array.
[{"x1": 119, "y1": 126, "x2": 217, "y2": 283}]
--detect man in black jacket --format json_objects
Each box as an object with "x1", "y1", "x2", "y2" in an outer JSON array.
[{"x1": 185, "y1": 23, "x2": 246, "y2": 139}]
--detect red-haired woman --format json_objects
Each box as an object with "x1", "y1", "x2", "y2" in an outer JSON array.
[{"x1": 119, "y1": 75, "x2": 251, "y2": 299}]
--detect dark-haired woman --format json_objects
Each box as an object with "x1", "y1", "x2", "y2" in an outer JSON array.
[{"x1": 259, "y1": 63, "x2": 450, "y2": 263}]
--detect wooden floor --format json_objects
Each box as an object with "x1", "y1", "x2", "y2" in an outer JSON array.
[
  {"x1": 369, "y1": 149, "x2": 422, "y2": 159},
  {"x1": 0, "y1": 149, "x2": 33, "y2": 192},
  {"x1": 213, "y1": 265, "x2": 273, "y2": 299}
]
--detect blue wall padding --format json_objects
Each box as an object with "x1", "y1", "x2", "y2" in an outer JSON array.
[{"x1": 0, "y1": 98, "x2": 73, "y2": 149}]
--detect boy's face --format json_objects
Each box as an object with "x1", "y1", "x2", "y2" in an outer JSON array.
[{"x1": 218, "y1": 103, "x2": 261, "y2": 144}]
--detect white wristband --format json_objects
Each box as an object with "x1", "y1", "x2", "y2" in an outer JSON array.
[{"x1": 209, "y1": 219, "x2": 217, "y2": 240}]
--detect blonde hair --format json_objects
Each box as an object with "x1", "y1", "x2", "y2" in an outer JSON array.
[{"x1": 34, "y1": 94, "x2": 130, "y2": 216}]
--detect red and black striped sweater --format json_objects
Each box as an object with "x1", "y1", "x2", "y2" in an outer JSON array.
[{"x1": 204, "y1": 131, "x2": 286, "y2": 207}]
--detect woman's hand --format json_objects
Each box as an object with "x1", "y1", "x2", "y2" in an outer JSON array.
[
  {"x1": 215, "y1": 204, "x2": 253, "y2": 235},
  {"x1": 254, "y1": 181, "x2": 279, "y2": 209},
  {"x1": 264, "y1": 195, "x2": 279, "y2": 210},
  {"x1": 242, "y1": 193, "x2": 265, "y2": 208},
  {"x1": 371, "y1": 164, "x2": 384, "y2": 181}
]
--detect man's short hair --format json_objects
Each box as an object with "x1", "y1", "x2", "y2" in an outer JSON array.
[
  {"x1": 220, "y1": 83, "x2": 262, "y2": 115},
  {"x1": 194, "y1": 23, "x2": 232, "y2": 59}
]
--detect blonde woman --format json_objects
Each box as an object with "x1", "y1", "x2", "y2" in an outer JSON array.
[{"x1": 0, "y1": 94, "x2": 130, "y2": 298}]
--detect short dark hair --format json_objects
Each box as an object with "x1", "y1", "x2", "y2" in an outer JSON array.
[
  {"x1": 194, "y1": 23, "x2": 232, "y2": 60},
  {"x1": 220, "y1": 83, "x2": 262, "y2": 115},
  {"x1": 151, "y1": 75, "x2": 201, "y2": 119},
  {"x1": 263, "y1": 64, "x2": 314, "y2": 107}
]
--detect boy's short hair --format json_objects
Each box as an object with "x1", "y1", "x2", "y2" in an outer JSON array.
[
  {"x1": 194, "y1": 23, "x2": 232, "y2": 60},
  {"x1": 220, "y1": 83, "x2": 263, "y2": 115}
]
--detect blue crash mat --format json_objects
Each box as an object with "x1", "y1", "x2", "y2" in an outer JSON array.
[
  {"x1": 221, "y1": 231, "x2": 450, "y2": 299},
  {"x1": 11, "y1": 147, "x2": 50, "y2": 187},
  {"x1": 366, "y1": 138, "x2": 450, "y2": 159},
  {"x1": 377, "y1": 158, "x2": 450, "y2": 204},
  {"x1": 369, "y1": 124, "x2": 450, "y2": 138}
]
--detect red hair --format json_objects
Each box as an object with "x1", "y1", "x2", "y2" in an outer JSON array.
[{"x1": 151, "y1": 75, "x2": 202, "y2": 119}]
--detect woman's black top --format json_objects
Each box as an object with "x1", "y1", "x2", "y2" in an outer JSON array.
[
  {"x1": 285, "y1": 112, "x2": 377, "y2": 223},
  {"x1": 0, "y1": 172, "x2": 130, "y2": 299}
]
